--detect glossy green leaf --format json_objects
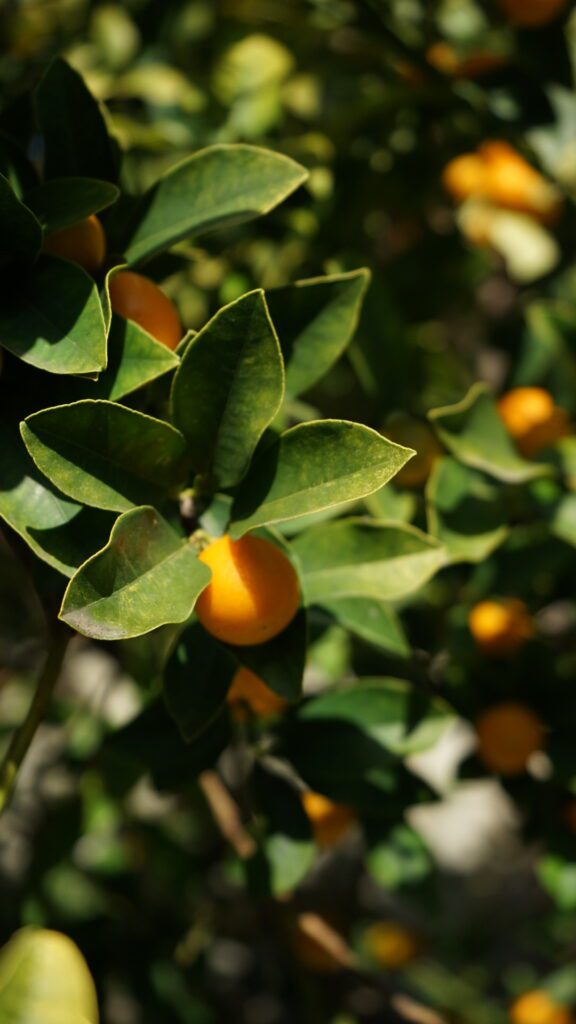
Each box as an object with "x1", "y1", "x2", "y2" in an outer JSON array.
[
  {"x1": 0, "y1": 173, "x2": 42, "y2": 266},
  {"x1": 229, "y1": 607, "x2": 307, "y2": 702},
  {"x1": 319, "y1": 597, "x2": 409, "y2": 657},
  {"x1": 170, "y1": 290, "x2": 284, "y2": 487},
  {"x1": 230, "y1": 421, "x2": 413, "y2": 537},
  {"x1": 297, "y1": 678, "x2": 455, "y2": 757},
  {"x1": 25, "y1": 177, "x2": 119, "y2": 233},
  {"x1": 60, "y1": 507, "x2": 211, "y2": 640},
  {"x1": 426, "y1": 457, "x2": 508, "y2": 564},
  {"x1": 0, "y1": 255, "x2": 107, "y2": 374},
  {"x1": 0, "y1": 421, "x2": 113, "y2": 576},
  {"x1": 86, "y1": 314, "x2": 179, "y2": 401},
  {"x1": 266, "y1": 268, "x2": 370, "y2": 397},
  {"x1": 35, "y1": 57, "x2": 118, "y2": 182},
  {"x1": 292, "y1": 519, "x2": 446, "y2": 604},
  {"x1": 22, "y1": 400, "x2": 189, "y2": 512},
  {"x1": 428, "y1": 383, "x2": 548, "y2": 483},
  {"x1": 123, "y1": 144, "x2": 307, "y2": 264},
  {"x1": 0, "y1": 927, "x2": 99, "y2": 1024},
  {"x1": 164, "y1": 622, "x2": 237, "y2": 742}
]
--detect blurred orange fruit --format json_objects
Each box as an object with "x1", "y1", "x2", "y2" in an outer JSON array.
[
  {"x1": 196, "y1": 534, "x2": 300, "y2": 646},
  {"x1": 469, "y1": 599, "x2": 534, "y2": 656},
  {"x1": 476, "y1": 702, "x2": 545, "y2": 775},
  {"x1": 43, "y1": 214, "x2": 106, "y2": 275},
  {"x1": 302, "y1": 791, "x2": 355, "y2": 847},
  {"x1": 426, "y1": 42, "x2": 507, "y2": 79},
  {"x1": 498, "y1": 387, "x2": 570, "y2": 456},
  {"x1": 109, "y1": 270, "x2": 182, "y2": 350},
  {"x1": 443, "y1": 142, "x2": 561, "y2": 222},
  {"x1": 442, "y1": 153, "x2": 487, "y2": 204},
  {"x1": 227, "y1": 666, "x2": 287, "y2": 719},
  {"x1": 498, "y1": 0, "x2": 569, "y2": 27},
  {"x1": 362, "y1": 921, "x2": 420, "y2": 969},
  {"x1": 509, "y1": 990, "x2": 572, "y2": 1024}
]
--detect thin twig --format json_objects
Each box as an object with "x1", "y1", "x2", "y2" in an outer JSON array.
[{"x1": 198, "y1": 769, "x2": 257, "y2": 859}]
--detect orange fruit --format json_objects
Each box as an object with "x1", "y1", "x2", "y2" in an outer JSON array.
[
  {"x1": 383, "y1": 416, "x2": 442, "y2": 488},
  {"x1": 362, "y1": 921, "x2": 420, "y2": 969},
  {"x1": 476, "y1": 702, "x2": 545, "y2": 776},
  {"x1": 510, "y1": 990, "x2": 572, "y2": 1024},
  {"x1": 227, "y1": 666, "x2": 287, "y2": 719},
  {"x1": 480, "y1": 142, "x2": 562, "y2": 223},
  {"x1": 498, "y1": 0, "x2": 569, "y2": 27},
  {"x1": 469, "y1": 599, "x2": 534, "y2": 656},
  {"x1": 426, "y1": 42, "x2": 507, "y2": 79},
  {"x1": 301, "y1": 791, "x2": 355, "y2": 848},
  {"x1": 42, "y1": 214, "x2": 106, "y2": 275},
  {"x1": 196, "y1": 534, "x2": 300, "y2": 646},
  {"x1": 498, "y1": 387, "x2": 570, "y2": 456},
  {"x1": 109, "y1": 270, "x2": 182, "y2": 350},
  {"x1": 442, "y1": 153, "x2": 487, "y2": 204}
]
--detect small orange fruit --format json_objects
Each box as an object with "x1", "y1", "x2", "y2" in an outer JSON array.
[
  {"x1": 42, "y1": 214, "x2": 106, "y2": 275},
  {"x1": 362, "y1": 921, "x2": 420, "y2": 969},
  {"x1": 498, "y1": 0, "x2": 569, "y2": 27},
  {"x1": 383, "y1": 416, "x2": 442, "y2": 488},
  {"x1": 109, "y1": 270, "x2": 182, "y2": 350},
  {"x1": 476, "y1": 702, "x2": 545, "y2": 776},
  {"x1": 469, "y1": 599, "x2": 534, "y2": 656},
  {"x1": 301, "y1": 791, "x2": 355, "y2": 848},
  {"x1": 196, "y1": 534, "x2": 300, "y2": 647},
  {"x1": 510, "y1": 990, "x2": 572, "y2": 1024},
  {"x1": 227, "y1": 667, "x2": 287, "y2": 719},
  {"x1": 480, "y1": 142, "x2": 562, "y2": 223},
  {"x1": 442, "y1": 153, "x2": 487, "y2": 204},
  {"x1": 426, "y1": 42, "x2": 507, "y2": 79},
  {"x1": 498, "y1": 387, "x2": 570, "y2": 456}
]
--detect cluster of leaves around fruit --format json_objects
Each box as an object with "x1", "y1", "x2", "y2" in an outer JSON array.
[{"x1": 3, "y1": 57, "x2": 576, "y2": 902}]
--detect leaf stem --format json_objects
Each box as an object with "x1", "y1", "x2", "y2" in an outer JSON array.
[{"x1": 0, "y1": 624, "x2": 71, "y2": 815}]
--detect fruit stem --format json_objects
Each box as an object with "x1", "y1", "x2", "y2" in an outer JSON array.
[{"x1": 0, "y1": 623, "x2": 71, "y2": 815}]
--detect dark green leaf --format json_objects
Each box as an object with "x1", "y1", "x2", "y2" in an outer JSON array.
[
  {"x1": 292, "y1": 519, "x2": 446, "y2": 604},
  {"x1": 230, "y1": 421, "x2": 413, "y2": 537},
  {"x1": 60, "y1": 506, "x2": 211, "y2": 640},
  {"x1": 21, "y1": 400, "x2": 189, "y2": 512},
  {"x1": 428, "y1": 383, "x2": 549, "y2": 483},
  {"x1": 122, "y1": 144, "x2": 307, "y2": 265},
  {"x1": 0, "y1": 255, "x2": 107, "y2": 374},
  {"x1": 86, "y1": 314, "x2": 179, "y2": 401},
  {"x1": 164, "y1": 622, "x2": 237, "y2": 742},
  {"x1": 0, "y1": 173, "x2": 42, "y2": 267},
  {"x1": 35, "y1": 57, "x2": 118, "y2": 181},
  {"x1": 229, "y1": 607, "x2": 307, "y2": 702},
  {"x1": 319, "y1": 598, "x2": 409, "y2": 657},
  {"x1": 25, "y1": 177, "x2": 119, "y2": 233},
  {"x1": 266, "y1": 268, "x2": 370, "y2": 397},
  {"x1": 170, "y1": 290, "x2": 284, "y2": 487},
  {"x1": 426, "y1": 457, "x2": 508, "y2": 564},
  {"x1": 250, "y1": 763, "x2": 315, "y2": 896}
]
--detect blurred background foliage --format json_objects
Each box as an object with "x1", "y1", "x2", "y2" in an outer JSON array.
[{"x1": 3, "y1": 1, "x2": 576, "y2": 1023}]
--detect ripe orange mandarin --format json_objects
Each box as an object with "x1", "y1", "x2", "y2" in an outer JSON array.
[
  {"x1": 480, "y1": 141, "x2": 562, "y2": 222},
  {"x1": 196, "y1": 534, "x2": 300, "y2": 646},
  {"x1": 301, "y1": 791, "x2": 355, "y2": 848},
  {"x1": 476, "y1": 702, "x2": 545, "y2": 776},
  {"x1": 469, "y1": 599, "x2": 534, "y2": 656},
  {"x1": 42, "y1": 214, "x2": 106, "y2": 275},
  {"x1": 109, "y1": 270, "x2": 182, "y2": 350},
  {"x1": 227, "y1": 666, "x2": 287, "y2": 718},
  {"x1": 498, "y1": 0, "x2": 569, "y2": 27},
  {"x1": 442, "y1": 153, "x2": 487, "y2": 204},
  {"x1": 498, "y1": 387, "x2": 570, "y2": 456},
  {"x1": 362, "y1": 921, "x2": 420, "y2": 969},
  {"x1": 509, "y1": 990, "x2": 572, "y2": 1024}
]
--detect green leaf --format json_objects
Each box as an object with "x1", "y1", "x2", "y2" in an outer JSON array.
[
  {"x1": 297, "y1": 678, "x2": 455, "y2": 757},
  {"x1": 426, "y1": 457, "x2": 508, "y2": 564},
  {"x1": 0, "y1": 173, "x2": 42, "y2": 267},
  {"x1": 251, "y1": 763, "x2": 315, "y2": 897},
  {"x1": 0, "y1": 926, "x2": 99, "y2": 1024},
  {"x1": 21, "y1": 400, "x2": 189, "y2": 513},
  {"x1": 292, "y1": 519, "x2": 446, "y2": 604},
  {"x1": 266, "y1": 268, "x2": 370, "y2": 397},
  {"x1": 428, "y1": 383, "x2": 549, "y2": 483},
  {"x1": 0, "y1": 255, "x2": 107, "y2": 374},
  {"x1": 35, "y1": 57, "x2": 118, "y2": 182},
  {"x1": 170, "y1": 290, "x2": 284, "y2": 487},
  {"x1": 0, "y1": 421, "x2": 113, "y2": 577},
  {"x1": 86, "y1": 314, "x2": 179, "y2": 401},
  {"x1": 25, "y1": 177, "x2": 119, "y2": 233},
  {"x1": 230, "y1": 421, "x2": 413, "y2": 537},
  {"x1": 122, "y1": 144, "x2": 307, "y2": 265},
  {"x1": 60, "y1": 507, "x2": 211, "y2": 640},
  {"x1": 319, "y1": 598, "x2": 410, "y2": 657},
  {"x1": 365, "y1": 823, "x2": 432, "y2": 889},
  {"x1": 229, "y1": 607, "x2": 307, "y2": 702},
  {"x1": 164, "y1": 623, "x2": 237, "y2": 742},
  {"x1": 0, "y1": 131, "x2": 39, "y2": 196},
  {"x1": 550, "y1": 493, "x2": 576, "y2": 546}
]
